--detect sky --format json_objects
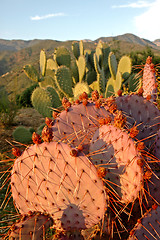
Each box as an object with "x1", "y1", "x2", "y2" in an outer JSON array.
[{"x1": 0, "y1": 0, "x2": 160, "y2": 42}]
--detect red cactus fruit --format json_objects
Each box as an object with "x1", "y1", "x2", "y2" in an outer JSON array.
[
  {"x1": 89, "y1": 124, "x2": 143, "y2": 203},
  {"x1": 81, "y1": 92, "x2": 88, "y2": 100},
  {"x1": 45, "y1": 117, "x2": 54, "y2": 127},
  {"x1": 12, "y1": 147, "x2": 21, "y2": 157},
  {"x1": 114, "y1": 110, "x2": 127, "y2": 129},
  {"x1": 62, "y1": 97, "x2": 71, "y2": 110},
  {"x1": 129, "y1": 126, "x2": 139, "y2": 138},
  {"x1": 32, "y1": 132, "x2": 41, "y2": 144},
  {"x1": 8, "y1": 212, "x2": 53, "y2": 240},
  {"x1": 116, "y1": 94, "x2": 160, "y2": 150},
  {"x1": 41, "y1": 125, "x2": 53, "y2": 142},
  {"x1": 11, "y1": 141, "x2": 107, "y2": 230},
  {"x1": 91, "y1": 90, "x2": 99, "y2": 102}
]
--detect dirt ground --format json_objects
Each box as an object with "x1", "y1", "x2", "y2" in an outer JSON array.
[{"x1": 0, "y1": 108, "x2": 45, "y2": 156}]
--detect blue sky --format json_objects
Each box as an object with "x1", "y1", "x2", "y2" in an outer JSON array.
[{"x1": 1, "y1": 0, "x2": 160, "y2": 41}]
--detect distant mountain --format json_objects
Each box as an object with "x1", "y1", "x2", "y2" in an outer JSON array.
[
  {"x1": 0, "y1": 33, "x2": 160, "y2": 52},
  {"x1": 0, "y1": 39, "x2": 45, "y2": 51},
  {"x1": 0, "y1": 33, "x2": 159, "y2": 52},
  {"x1": 95, "y1": 33, "x2": 159, "y2": 49},
  {"x1": 154, "y1": 39, "x2": 160, "y2": 46}
]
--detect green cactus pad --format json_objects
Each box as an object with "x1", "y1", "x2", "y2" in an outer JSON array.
[
  {"x1": 86, "y1": 70, "x2": 97, "y2": 85},
  {"x1": 89, "y1": 81, "x2": 100, "y2": 93},
  {"x1": 55, "y1": 66, "x2": 73, "y2": 98},
  {"x1": 118, "y1": 55, "x2": 132, "y2": 80},
  {"x1": 73, "y1": 82, "x2": 90, "y2": 100},
  {"x1": 12, "y1": 126, "x2": 32, "y2": 143},
  {"x1": 127, "y1": 73, "x2": 142, "y2": 92},
  {"x1": 40, "y1": 49, "x2": 46, "y2": 76},
  {"x1": 55, "y1": 47, "x2": 71, "y2": 68},
  {"x1": 72, "y1": 41, "x2": 80, "y2": 59},
  {"x1": 108, "y1": 52, "x2": 117, "y2": 80},
  {"x1": 39, "y1": 75, "x2": 56, "y2": 89},
  {"x1": 37, "y1": 123, "x2": 45, "y2": 136},
  {"x1": 28, "y1": 127, "x2": 35, "y2": 134},
  {"x1": 95, "y1": 46, "x2": 103, "y2": 68},
  {"x1": 46, "y1": 58, "x2": 58, "y2": 71},
  {"x1": 31, "y1": 87, "x2": 53, "y2": 117},
  {"x1": 97, "y1": 70, "x2": 106, "y2": 94},
  {"x1": 93, "y1": 53, "x2": 101, "y2": 74},
  {"x1": 23, "y1": 65, "x2": 39, "y2": 82},
  {"x1": 105, "y1": 77, "x2": 114, "y2": 97},
  {"x1": 102, "y1": 45, "x2": 110, "y2": 70},
  {"x1": 114, "y1": 71, "x2": 123, "y2": 95},
  {"x1": 46, "y1": 86, "x2": 62, "y2": 108},
  {"x1": 70, "y1": 59, "x2": 79, "y2": 85},
  {"x1": 77, "y1": 55, "x2": 86, "y2": 82},
  {"x1": 79, "y1": 40, "x2": 84, "y2": 55}
]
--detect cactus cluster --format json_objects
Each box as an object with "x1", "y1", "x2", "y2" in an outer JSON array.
[
  {"x1": 23, "y1": 40, "x2": 132, "y2": 117},
  {"x1": 1, "y1": 54, "x2": 160, "y2": 240}
]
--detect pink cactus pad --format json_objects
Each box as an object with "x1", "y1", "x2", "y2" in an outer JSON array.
[
  {"x1": 144, "y1": 171, "x2": 160, "y2": 208},
  {"x1": 89, "y1": 124, "x2": 143, "y2": 203},
  {"x1": 143, "y1": 56, "x2": 157, "y2": 101},
  {"x1": 115, "y1": 94, "x2": 160, "y2": 150},
  {"x1": 11, "y1": 141, "x2": 107, "y2": 230},
  {"x1": 53, "y1": 229, "x2": 84, "y2": 239},
  {"x1": 154, "y1": 129, "x2": 160, "y2": 160},
  {"x1": 8, "y1": 212, "x2": 53, "y2": 240},
  {"x1": 52, "y1": 101, "x2": 113, "y2": 153},
  {"x1": 128, "y1": 205, "x2": 160, "y2": 239}
]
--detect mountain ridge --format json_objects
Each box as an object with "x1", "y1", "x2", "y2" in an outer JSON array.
[{"x1": 0, "y1": 33, "x2": 160, "y2": 52}]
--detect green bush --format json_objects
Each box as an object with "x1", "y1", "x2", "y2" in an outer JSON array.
[
  {"x1": 0, "y1": 86, "x2": 18, "y2": 127},
  {"x1": 16, "y1": 83, "x2": 38, "y2": 107}
]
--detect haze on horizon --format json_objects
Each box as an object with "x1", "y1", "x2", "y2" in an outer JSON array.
[{"x1": 1, "y1": 0, "x2": 160, "y2": 42}]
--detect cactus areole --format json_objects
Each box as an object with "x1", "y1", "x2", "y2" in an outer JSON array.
[{"x1": 11, "y1": 141, "x2": 107, "y2": 230}]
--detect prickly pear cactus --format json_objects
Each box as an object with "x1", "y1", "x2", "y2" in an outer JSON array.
[
  {"x1": 11, "y1": 141, "x2": 107, "y2": 230},
  {"x1": 8, "y1": 212, "x2": 53, "y2": 240},
  {"x1": 115, "y1": 94, "x2": 160, "y2": 150},
  {"x1": 154, "y1": 129, "x2": 160, "y2": 160},
  {"x1": 12, "y1": 126, "x2": 33, "y2": 144},
  {"x1": 142, "y1": 56, "x2": 157, "y2": 101},
  {"x1": 128, "y1": 205, "x2": 160, "y2": 240},
  {"x1": 52, "y1": 97, "x2": 114, "y2": 153},
  {"x1": 144, "y1": 171, "x2": 160, "y2": 208},
  {"x1": 53, "y1": 229, "x2": 84, "y2": 239},
  {"x1": 89, "y1": 124, "x2": 143, "y2": 203}
]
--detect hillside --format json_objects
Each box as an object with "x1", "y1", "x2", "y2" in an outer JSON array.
[
  {"x1": 0, "y1": 33, "x2": 160, "y2": 99},
  {"x1": 96, "y1": 33, "x2": 159, "y2": 49},
  {"x1": 0, "y1": 39, "x2": 43, "y2": 52},
  {"x1": 154, "y1": 39, "x2": 160, "y2": 46}
]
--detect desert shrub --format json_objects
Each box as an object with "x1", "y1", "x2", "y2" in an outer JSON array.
[
  {"x1": 0, "y1": 86, "x2": 18, "y2": 127},
  {"x1": 16, "y1": 83, "x2": 38, "y2": 107}
]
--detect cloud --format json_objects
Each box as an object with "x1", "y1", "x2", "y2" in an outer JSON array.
[
  {"x1": 30, "y1": 12, "x2": 66, "y2": 21},
  {"x1": 112, "y1": 0, "x2": 154, "y2": 8},
  {"x1": 134, "y1": 0, "x2": 160, "y2": 40}
]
